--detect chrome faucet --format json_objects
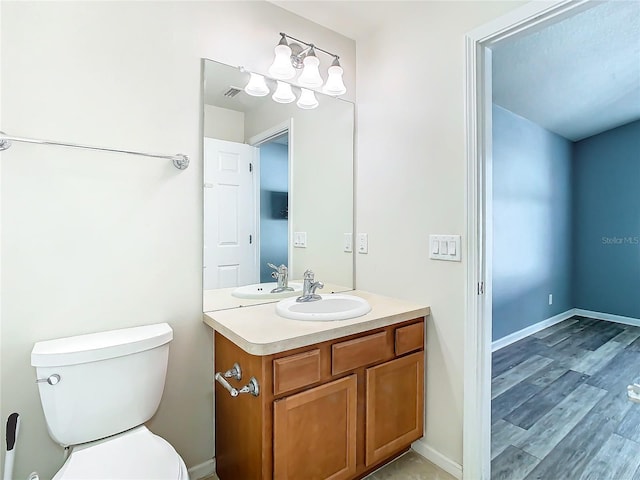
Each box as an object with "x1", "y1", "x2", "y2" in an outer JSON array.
[
  {"x1": 297, "y1": 270, "x2": 324, "y2": 302},
  {"x1": 268, "y1": 263, "x2": 293, "y2": 294}
]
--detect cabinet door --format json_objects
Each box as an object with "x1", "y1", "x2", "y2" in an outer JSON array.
[
  {"x1": 365, "y1": 351, "x2": 424, "y2": 466},
  {"x1": 274, "y1": 375, "x2": 357, "y2": 480}
]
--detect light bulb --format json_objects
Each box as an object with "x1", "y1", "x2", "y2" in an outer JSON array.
[
  {"x1": 298, "y1": 49, "x2": 323, "y2": 88},
  {"x1": 272, "y1": 81, "x2": 296, "y2": 104},
  {"x1": 268, "y1": 41, "x2": 295, "y2": 80},
  {"x1": 244, "y1": 73, "x2": 269, "y2": 97},
  {"x1": 297, "y1": 88, "x2": 319, "y2": 109},
  {"x1": 322, "y1": 59, "x2": 346, "y2": 96}
]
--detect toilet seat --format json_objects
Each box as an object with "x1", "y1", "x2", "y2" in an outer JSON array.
[{"x1": 53, "y1": 426, "x2": 189, "y2": 480}]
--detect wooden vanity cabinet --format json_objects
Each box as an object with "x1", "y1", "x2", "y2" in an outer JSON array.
[
  {"x1": 214, "y1": 318, "x2": 425, "y2": 480},
  {"x1": 274, "y1": 375, "x2": 357, "y2": 480}
]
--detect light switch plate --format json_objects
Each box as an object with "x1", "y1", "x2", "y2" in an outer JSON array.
[
  {"x1": 357, "y1": 233, "x2": 368, "y2": 254},
  {"x1": 344, "y1": 233, "x2": 353, "y2": 253},
  {"x1": 429, "y1": 234, "x2": 461, "y2": 261},
  {"x1": 293, "y1": 232, "x2": 307, "y2": 248}
]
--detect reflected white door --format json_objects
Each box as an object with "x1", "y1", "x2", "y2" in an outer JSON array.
[{"x1": 204, "y1": 138, "x2": 258, "y2": 290}]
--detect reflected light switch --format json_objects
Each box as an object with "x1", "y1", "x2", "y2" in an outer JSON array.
[
  {"x1": 293, "y1": 232, "x2": 307, "y2": 248},
  {"x1": 439, "y1": 240, "x2": 448, "y2": 255},
  {"x1": 448, "y1": 241, "x2": 456, "y2": 255}
]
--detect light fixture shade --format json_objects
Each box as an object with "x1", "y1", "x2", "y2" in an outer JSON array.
[
  {"x1": 269, "y1": 44, "x2": 295, "y2": 80},
  {"x1": 244, "y1": 73, "x2": 269, "y2": 97},
  {"x1": 297, "y1": 88, "x2": 319, "y2": 109},
  {"x1": 272, "y1": 81, "x2": 296, "y2": 103},
  {"x1": 323, "y1": 63, "x2": 346, "y2": 96},
  {"x1": 298, "y1": 50, "x2": 323, "y2": 88}
]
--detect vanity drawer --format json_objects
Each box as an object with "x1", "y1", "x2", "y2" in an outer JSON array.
[
  {"x1": 395, "y1": 321, "x2": 424, "y2": 356},
  {"x1": 273, "y1": 349, "x2": 322, "y2": 396},
  {"x1": 332, "y1": 332, "x2": 389, "y2": 375}
]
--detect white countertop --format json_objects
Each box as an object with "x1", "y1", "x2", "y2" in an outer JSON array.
[
  {"x1": 203, "y1": 282, "x2": 351, "y2": 312},
  {"x1": 203, "y1": 290, "x2": 430, "y2": 355}
]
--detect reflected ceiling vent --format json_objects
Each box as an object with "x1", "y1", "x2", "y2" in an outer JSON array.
[{"x1": 223, "y1": 86, "x2": 242, "y2": 98}]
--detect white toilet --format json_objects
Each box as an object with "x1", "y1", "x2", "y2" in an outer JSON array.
[{"x1": 31, "y1": 322, "x2": 189, "y2": 479}]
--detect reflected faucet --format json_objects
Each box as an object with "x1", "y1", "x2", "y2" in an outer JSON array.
[
  {"x1": 297, "y1": 270, "x2": 324, "y2": 302},
  {"x1": 268, "y1": 263, "x2": 293, "y2": 294}
]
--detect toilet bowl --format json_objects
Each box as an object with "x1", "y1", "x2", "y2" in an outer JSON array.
[
  {"x1": 31, "y1": 323, "x2": 189, "y2": 480},
  {"x1": 52, "y1": 427, "x2": 188, "y2": 480}
]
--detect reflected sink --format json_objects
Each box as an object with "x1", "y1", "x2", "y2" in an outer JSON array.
[
  {"x1": 276, "y1": 294, "x2": 372, "y2": 321},
  {"x1": 232, "y1": 282, "x2": 303, "y2": 300}
]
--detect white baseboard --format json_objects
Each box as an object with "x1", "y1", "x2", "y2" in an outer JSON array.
[
  {"x1": 412, "y1": 439, "x2": 462, "y2": 479},
  {"x1": 492, "y1": 308, "x2": 640, "y2": 352},
  {"x1": 492, "y1": 309, "x2": 575, "y2": 352},
  {"x1": 574, "y1": 309, "x2": 640, "y2": 328},
  {"x1": 188, "y1": 458, "x2": 216, "y2": 480}
]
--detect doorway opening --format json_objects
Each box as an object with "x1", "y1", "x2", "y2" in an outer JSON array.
[
  {"x1": 251, "y1": 130, "x2": 291, "y2": 283},
  {"x1": 464, "y1": 1, "x2": 640, "y2": 478}
]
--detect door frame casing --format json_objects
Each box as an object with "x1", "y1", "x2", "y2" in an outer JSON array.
[{"x1": 463, "y1": 1, "x2": 593, "y2": 478}]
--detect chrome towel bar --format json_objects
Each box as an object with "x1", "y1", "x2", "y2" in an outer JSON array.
[{"x1": 0, "y1": 131, "x2": 189, "y2": 170}]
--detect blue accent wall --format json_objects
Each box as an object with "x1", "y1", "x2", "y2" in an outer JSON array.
[
  {"x1": 573, "y1": 120, "x2": 640, "y2": 318},
  {"x1": 492, "y1": 105, "x2": 574, "y2": 341},
  {"x1": 259, "y1": 142, "x2": 288, "y2": 283}
]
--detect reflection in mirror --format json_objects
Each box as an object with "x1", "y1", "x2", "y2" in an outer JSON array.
[{"x1": 202, "y1": 59, "x2": 354, "y2": 312}]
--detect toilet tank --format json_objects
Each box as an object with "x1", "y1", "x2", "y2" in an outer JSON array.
[{"x1": 31, "y1": 323, "x2": 173, "y2": 447}]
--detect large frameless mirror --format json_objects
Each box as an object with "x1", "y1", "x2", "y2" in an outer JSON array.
[{"x1": 202, "y1": 59, "x2": 355, "y2": 312}]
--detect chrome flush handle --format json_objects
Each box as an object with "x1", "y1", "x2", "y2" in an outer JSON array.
[{"x1": 36, "y1": 374, "x2": 61, "y2": 385}]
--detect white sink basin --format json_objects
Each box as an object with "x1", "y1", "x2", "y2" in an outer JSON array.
[
  {"x1": 232, "y1": 282, "x2": 303, "y2": 300},
  {"x1": 276, "y1": 294, "x2": 372, "y2": 321}
]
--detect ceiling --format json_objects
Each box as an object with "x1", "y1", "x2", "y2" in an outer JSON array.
[
  {"x1": 492, "y1": 0, "x2": 640, "y2": 141},
  {"x1": 273, "y1": 1, "x2": 640, "y2": 142},
  {"x1": 270, "y1": 1, "x2": 388, "y2": 40},
  {"x1": 203, "y1": 60, "x2": 265, "y2": 112}
]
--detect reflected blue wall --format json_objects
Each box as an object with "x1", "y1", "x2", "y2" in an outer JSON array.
[
  {"x1": 259, "y1": 142, "x2": 288, "y2": 282},
  {"x1": 573, "y1": 120, "x2": 640, "y2": 318},
  {"x1": 492, "y1": 105, "x2": 574, "y2": 340}
]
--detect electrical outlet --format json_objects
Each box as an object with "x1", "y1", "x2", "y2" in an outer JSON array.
[
  {"x1": 293, "y1": 232, "x2": 307, "y2": 248},
  {"x1": 357, "y1": 233, "x2": 368, "y2": 254},
  {"x1": 548, "y1": 294, "x2": 553, "y2": 305},
  {"x1": 344, "y1": 233, "x2": 353, "y2": 253}
]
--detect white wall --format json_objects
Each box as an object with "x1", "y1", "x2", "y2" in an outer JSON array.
[
  {"x1": 0, "y1": 2, "x2": 354, "y2": 479},
  {"x1": 244, "y1": 98, "x2": 354, "y2": 287},
  {"x1": 355, "y1": 1, "x2": 523, "y2": 466},
  {"x1": 204, "y1": 105, "x2": 245, "y2": 143}
]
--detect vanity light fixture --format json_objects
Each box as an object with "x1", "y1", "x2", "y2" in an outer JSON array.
[
  {"x1": 268, "y1": 34, "x2": 296, "y2": 79},
  {"x1": 323, "y1": 58, "x2": 347, "y2": 96},
  {"x1": 244, "y1": 73, "x2": 269, "y2": 97},
  {"x1": 243, "y1": 72, "x2": 319, "y2": 109},
  {"x1": 272, "y1": 81, "x2": 296, "y2": 104},
  {"x1": 297, "y1": 88, "x2": 319, "y2": 110},
  {"x1": 267, "y1": 32, "x2": 346, "y2": 96},
  {"x1": 297, "y1": 48, "x2": 323, "y2": 88}
]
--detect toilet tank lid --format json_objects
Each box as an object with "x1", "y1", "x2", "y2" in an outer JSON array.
[{"x1": 31, "y1": 323, "x2": 173, "y2": 367}]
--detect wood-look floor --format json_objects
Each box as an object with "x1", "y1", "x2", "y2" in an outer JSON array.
[
  {"x1": 492, "y1": 316, "x2": 640, "y2": 480},
  {"x1": 202, "y1": 451, "x2": 454, "y2": 480}
]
